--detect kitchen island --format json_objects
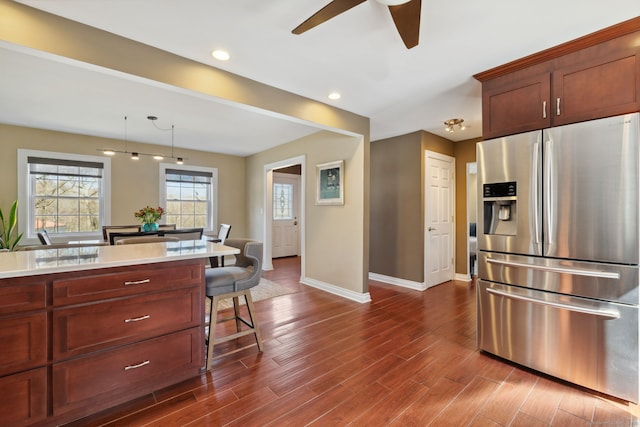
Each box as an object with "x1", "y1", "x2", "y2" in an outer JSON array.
[{"x1": 0, "y1": 241, "x2": 239, "y2": 427}]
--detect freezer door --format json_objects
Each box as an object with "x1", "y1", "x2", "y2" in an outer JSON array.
[
  {"x1": 479, "y1": 251, "x2": 639, "y2": 305},
  {"x1": 477, "y1": 280, "x2": 639, "y2": 403},
  {"x1": 477, "y1": 131, "x2": 542, "y2": 256},
  {"x1": 544, "y1": 113, "x2": 640, "y2": 264}
]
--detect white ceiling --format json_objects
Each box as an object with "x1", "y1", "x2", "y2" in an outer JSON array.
[{"x1": 3, "y1": 1, "x2": 640, "y2": 156}]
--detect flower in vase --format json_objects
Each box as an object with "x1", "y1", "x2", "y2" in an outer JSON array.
[{"x1": 134, "y1": 206, "x2": 164, "y2": 225}]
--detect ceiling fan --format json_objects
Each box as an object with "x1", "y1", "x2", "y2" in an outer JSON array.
[{"x1": 292, "y1": 0, "x2": 422, "y2": 49}]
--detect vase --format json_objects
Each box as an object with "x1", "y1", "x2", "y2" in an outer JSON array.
[{"x1": 142, "y1": 222, "x2": 159, "y2": 232}]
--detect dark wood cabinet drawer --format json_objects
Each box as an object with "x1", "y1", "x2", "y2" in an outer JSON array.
[
  {"x1": 0, "y1": 368, "x2": 47, "y2": 427},
  {"x1": 52, "y1": 260, "x2": 203, "y2": 306},
  {"x1": 53, "y1": 286, "x2": 203, "y2": 360},
  {"x1": 0, "y1": 312, "x2": 47, "y2": 376},
  {"x1": 52, "y1": 327, "x2": 203, "y2": 417},
  {"x1": 0, "y1": 280, "x2": 46, "y2": 315}
]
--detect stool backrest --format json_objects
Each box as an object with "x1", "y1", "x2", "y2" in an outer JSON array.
[{"x1": 224, "y1": 238, "x2": 263, "y2": 290}]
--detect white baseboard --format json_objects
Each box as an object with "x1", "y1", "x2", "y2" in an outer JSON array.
[
  {"x1": 455, "y1": 273, "x2": 472, "y2": 282},
  {"x1": 368, "y1": 272, "x2": 426, "y2": 291},
  {"x1": 300, "y1": 276, "x2": 371, "y2": 304}
]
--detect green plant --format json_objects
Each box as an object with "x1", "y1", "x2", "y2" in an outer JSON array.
[{"x1": 0, "y1": 200, "x2": 24, "y2": 251}]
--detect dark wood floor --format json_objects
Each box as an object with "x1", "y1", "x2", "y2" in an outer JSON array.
[{"x1": 67, "y1": 257, "x2": 639, "y2": 426}]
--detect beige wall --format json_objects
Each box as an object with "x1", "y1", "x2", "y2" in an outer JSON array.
[
  {"x1": 247, "y1": 131, "x2": 368, "y2": 294},
  {"x1": 0, "y1": 123, "x2": 246, "y2": 243}
]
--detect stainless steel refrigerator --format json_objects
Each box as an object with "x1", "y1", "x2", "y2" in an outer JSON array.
[{"x1": 476, "y1": 112, "x2": 640, "y2": 403}]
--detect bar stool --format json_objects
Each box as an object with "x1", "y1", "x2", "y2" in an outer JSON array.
[{"x1": 205, "y1": 238, "x2": 263, "y2": 370}]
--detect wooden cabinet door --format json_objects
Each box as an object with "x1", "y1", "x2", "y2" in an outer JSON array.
[
  {"x1": 0, "y1": 312, "x2": 47, "y2": 376},
  {"x1": 0, "y1": 368, "x2": 47, "y2": 426},
  {"x1": 482, "y1": 72, "x2": 551, "y2": 138},
  {"x1": 553, "y1": 50, "x2": 640, "y2": 126}
]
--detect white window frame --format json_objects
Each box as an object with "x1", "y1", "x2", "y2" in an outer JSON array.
[
  {"x1": 159, "y1": 163, "x2": 217, "y2": 232},
  {"x1": 17, "y1": 149, "x2": 112, "y2": 243}
]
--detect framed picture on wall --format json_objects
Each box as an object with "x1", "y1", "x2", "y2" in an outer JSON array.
[{"x1": 316, "y1": 160, "x2": 344, "y2": 205}]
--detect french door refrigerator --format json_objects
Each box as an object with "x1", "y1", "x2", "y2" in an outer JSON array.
[{"x1": 476, "y1": 112, "x2": 640, "y2": 403}]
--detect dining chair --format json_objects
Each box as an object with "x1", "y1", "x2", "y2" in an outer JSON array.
[
  {"x1": 115, "y1": 236, "x2": 179, "y2": 245},
  {"x1": 157, "y1": 224, "x2": 177, "y2": 231},
  {"x1": 205, "y1": 238, "x2": 263, "y2": 371},
  {"x1": 210, "y1": 224, "x2": 232, "y2": 243},
  {"x1": 209, "y1": 223, "x2": 231, "y2": 267},
  {"x1": 109, "y1": 231, "x2": 159, "y2": 245},
  {"x1": 160, "y1": 227, "x2": 203, "y2": 240},
  {"x1": 37, "y1": 230, "x2": 53, "y2": 245},
  {"x1": 103, "y1": 225, "x2": 140, "y2": 243}
]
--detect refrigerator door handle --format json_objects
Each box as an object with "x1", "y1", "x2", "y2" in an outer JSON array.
[
  {"x1": 486, "y1": 288, "x2": 620, "y2": 319},
  {"x1": 544, "y1": 139, "x2": 555, "y2": 249},
  {"x1": 486, "y1": 257, "x2": 620, "y2": 279},
  {"x1": 532, "y1": 140, "x2": 541, "y2": 246}
]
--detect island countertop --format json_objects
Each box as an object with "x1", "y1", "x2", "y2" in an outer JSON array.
[{"x1": 0, "y1": 240, "x2": 240, "y2": 279}]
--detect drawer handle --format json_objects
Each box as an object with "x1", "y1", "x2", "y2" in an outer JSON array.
[
  {"x1": 486, "y1": 288, "x2": 620, "y2": 319},
  {"x1": 124, "y1": 314, "x2": 151, "y2": 323},
  {"x1": 124, "y1": 278, "x2": 151, "y2": 286},
  {"x1": 124, "y1": 360, "x2": 150, "y2": 371}
]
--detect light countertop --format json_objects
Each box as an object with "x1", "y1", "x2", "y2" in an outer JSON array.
[{"x1": 0, "y1": 240, "x2": 240, "y2": 279}]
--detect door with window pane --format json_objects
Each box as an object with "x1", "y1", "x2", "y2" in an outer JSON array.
[{"x1": 272, "y1": 173, "x2": 299, "y2": 258}]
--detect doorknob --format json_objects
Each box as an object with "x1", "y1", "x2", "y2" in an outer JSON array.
[{"x1": 428, "y1": 227, "x2": 437, "y2": 231}]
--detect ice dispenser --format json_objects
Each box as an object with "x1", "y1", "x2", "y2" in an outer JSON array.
[{"x1": 483, "y1": 182, "x2": 517, "y2": 235}]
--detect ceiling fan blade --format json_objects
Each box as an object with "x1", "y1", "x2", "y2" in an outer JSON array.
[
  {"x1": 292, "y1": 0, "x2": 366, "y2": 35},
  {"x1": 388, "y1": 0, "x2": 421, "y2": 49}
]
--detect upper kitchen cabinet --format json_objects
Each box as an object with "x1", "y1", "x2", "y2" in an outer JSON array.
[
  {"x1": 552, "y1": 49, "x2": 639, "y2": 126},
  {"x1": 475, "y1": 17, "x2": 640, "y2": 139},
  {"x1": 482, "y1": 71, "x2": 551, "y2": 138}
]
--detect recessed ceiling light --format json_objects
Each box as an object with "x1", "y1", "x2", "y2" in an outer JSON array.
[
  {"x1": 211, "y1": 50, "x2": 230, "y2": 61},
  {"x1": 328, "y1": 92, "x2": 341, "y2": 100}
]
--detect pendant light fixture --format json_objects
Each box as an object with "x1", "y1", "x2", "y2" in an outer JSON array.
[{"x1": 98, "y1": 115, "x2": 185, "y2": 164}]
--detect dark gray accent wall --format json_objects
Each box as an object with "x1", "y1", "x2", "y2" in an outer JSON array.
[{"x1": 370, "y1": 132, "x2": 423, "y2": 282}]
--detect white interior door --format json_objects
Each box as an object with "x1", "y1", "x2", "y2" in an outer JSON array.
[
  {"x1": 425, "y1": 151, "x2": 455, "y2": 287},
  {"x1": 272, "y1": 172, "x2": 300, "y2": 258}
]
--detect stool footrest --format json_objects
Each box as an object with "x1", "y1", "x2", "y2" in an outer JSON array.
[{"x1": 205, "y1": 287, "x2": 264, "y2": 371}]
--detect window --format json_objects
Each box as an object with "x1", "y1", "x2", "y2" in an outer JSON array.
[
  {"x1": 273, "y1": 182, "x2": 293, "y2": 220},
  {"x1": 159, "y1": 164, "x2": 217, "y2": 231},
  {"x1": 18, "y1": 149, "x2": 111, "y2": 239}
]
